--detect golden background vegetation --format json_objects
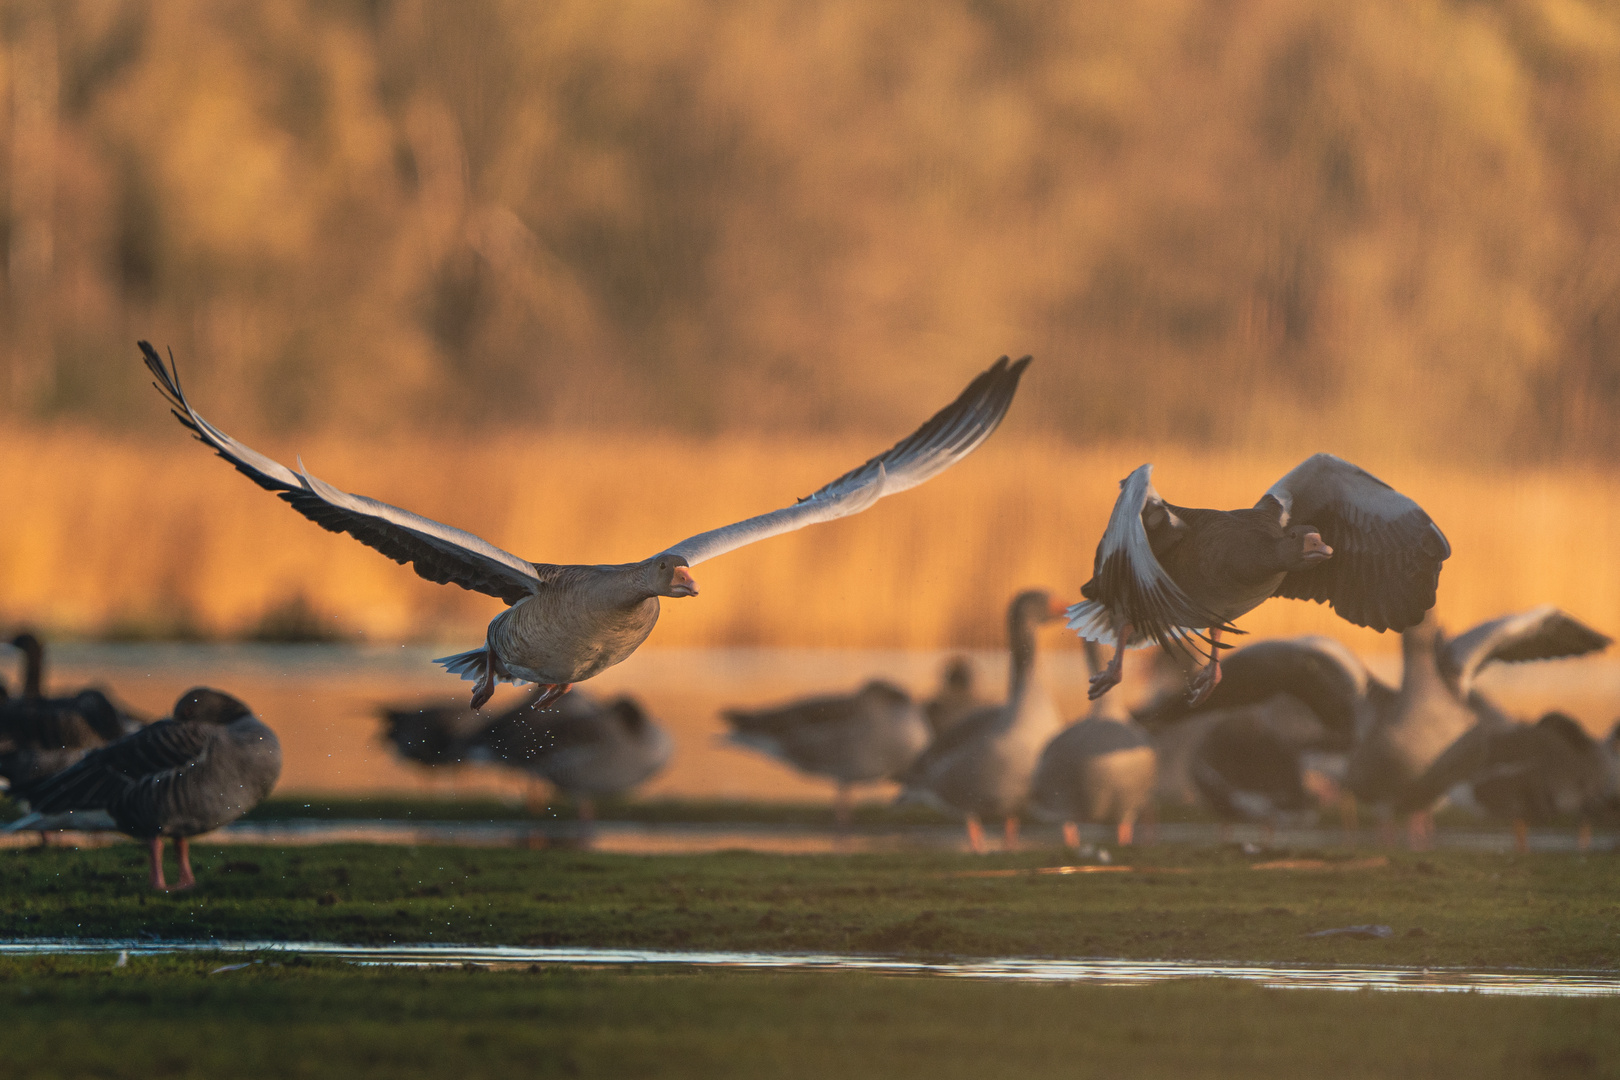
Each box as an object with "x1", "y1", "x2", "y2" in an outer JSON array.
[{"x1": 1, "y1": 0, "x2": 1618, "y2": 647}]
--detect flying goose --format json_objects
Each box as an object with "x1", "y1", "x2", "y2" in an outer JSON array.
[
  {"x1": 463, "y1": 688, "x2": 673, "y2": 820},
  {"x1": 722, "y1": 679, "x2": 930, "y2": 825},
  {"x1": 1028, "y1": 642, "x2": 1157, "y2": 848},
  {"x1": 897, "y1": 590, "x2": 1067, "y2": 852},
  {"x1": 141, "y1": 344, "x2": 1029, "y2": 708},
  {"x1": 1067, "y1": 455, "x2": 1449, "y2": 706},
  {"x1": 6, "y1": 688, "x2": 281, "y2": 890}
]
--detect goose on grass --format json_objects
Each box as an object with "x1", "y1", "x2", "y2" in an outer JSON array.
[
  {"x1": 141, "y1": 345, "x2": 1029, "y2": 710},
  {"x1": 5, "y1": 688, "x2": 280, "y2": 890}
]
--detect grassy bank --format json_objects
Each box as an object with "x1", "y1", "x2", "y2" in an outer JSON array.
[
  {"x1": 2, "y1": 954, "x2": 1617, "y2": 1080},
  {"x1": 2, "y1": 844, "x2": 1615, "y2": 970}
]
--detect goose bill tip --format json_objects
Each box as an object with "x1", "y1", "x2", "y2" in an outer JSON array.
[{"x1": 671, "y1": 566, "x2": 699, "y2": 597}]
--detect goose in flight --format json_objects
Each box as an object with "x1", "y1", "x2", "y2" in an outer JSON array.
[
  {"x1": 1067, "y1": 455, "x2": 1449, "y2": 706},
  {"x1": 140, "y1": 344, "x2": 1030, "y2": 708}
]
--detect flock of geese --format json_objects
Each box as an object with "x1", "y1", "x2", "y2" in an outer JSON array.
[{"x1": 0, "y1": 344, "x2": 1611, "y2": 888}]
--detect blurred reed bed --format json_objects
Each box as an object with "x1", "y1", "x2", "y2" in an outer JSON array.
[{"x1": 1, "y1": 430, "x2": 1613, "y2": 652}]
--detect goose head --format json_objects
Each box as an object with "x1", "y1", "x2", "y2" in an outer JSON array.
[
  {"x1": 173, "y1": 687, "x2": 252, "y2": 725},
  {"x1": 645, "y1": 555, "x2": 698, "y2": 599},
  {"x1": 1279, "y1": 524, "x2": 1333, "y2": 570}
]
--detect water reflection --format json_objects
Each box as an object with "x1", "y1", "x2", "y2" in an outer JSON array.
[{"x1": 2, "y1": 938, "x2": 1616, "y2": 998}]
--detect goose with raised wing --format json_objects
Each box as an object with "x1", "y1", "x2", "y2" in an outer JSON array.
[
  {"x1": 5, "y1": 688, "x2": 280, "y2": 890},
  {"x1": 142, "y1": 344, "x2": 1029, "y2": 709},
  {"x1": 1068, "y1": 455, "x2": 1450, "y2": 706}
]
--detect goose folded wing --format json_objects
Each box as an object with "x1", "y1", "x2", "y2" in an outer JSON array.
[
  {"x1": 1264, "y1": 454, "x2": 1450, "y2": 633},
  {"x1": 657, "y1": 356, "x2": 1030, "y2": 567},
  {"x1": 24, "y1": 720, "x2": 216, "y2": 814},
  {"x1": 1442, "y1": 606, "x2": 1613, "y2": 697},
  {"x1": 140, "y1": 342, "x2": 544, "y2": 605},
  {"x1": 1082, "y1": 464, "x2": 1238, "y2": 653}
]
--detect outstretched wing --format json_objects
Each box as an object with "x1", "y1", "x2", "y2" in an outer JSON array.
[
  {"x1": 22, "y1": 720, "x2": 214, "y2": 814},
  {"x1": 657, "y1": 356, "x2": 1030, "y2": 566},
  {"x1": 140, "y1": 342, "x2": 544, "y2": 605},
  {"x1": 1069, "y1": 464, "x2": 1239, "y2": 657},
  {"x1": 1264, "y1": 453, "x2": 1450, "y2": 633},
  {"x1": 1442, "y1": 606, "x2": 1612, "y2": 697}
]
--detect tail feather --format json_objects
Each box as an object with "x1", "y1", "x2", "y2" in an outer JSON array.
[
  {"x1": 433, "y1": 647, "x2": 514, "y2": 684},
  {"x1": 1065, "y1": 601, "x2": 1154, "y2": 649}
]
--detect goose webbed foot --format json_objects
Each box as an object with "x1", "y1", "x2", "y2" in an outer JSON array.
[
  {"x1": 531, "y1": 683, "x2": 572, "y2": 710},
  {"x1": 1088, "y1": 622, "x2": 1131, "y2": 701},
  {"x1": 1186, "y1": 659, "x2": 1222, "y2": 706}
]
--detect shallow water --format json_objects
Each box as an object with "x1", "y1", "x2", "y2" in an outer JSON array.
[
  {"x1": 2, "y1": 938, "x2": 1617, "y2": 998},
  {"x1": 35, "y1": 643, "x2": 1620, "y2": 808}
]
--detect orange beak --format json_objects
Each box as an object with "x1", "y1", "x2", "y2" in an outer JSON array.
[
  {"x1": 671, "y1": 565, "x2": 699, "y2": 597},
  {"x1": 1302, "y1": 532, "x2": 1333, "y2": 563}
]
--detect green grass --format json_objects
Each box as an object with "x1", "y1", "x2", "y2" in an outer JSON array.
[
  {"x1": 3, "y1": 844, "x2": 1617, "y2": 969},
  {"x1": 2, "y1": 955, "x2": 1618, "y2": 1079}
]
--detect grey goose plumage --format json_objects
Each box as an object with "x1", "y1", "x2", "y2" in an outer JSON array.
[
  {"x1": 141, "y1": 344, "x2": 1030, "y2": 709},
  {"x1": 6, "y1": 688, "x2": 280, "y2": 890},
  {"x1": 1068, "y1": 455, "x2": 1449, "y2": 706}
]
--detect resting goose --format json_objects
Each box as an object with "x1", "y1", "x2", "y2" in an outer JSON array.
[
  {"x1": 1068, "y1": 455, "x2": 1449, "y2": 706},
  {"x1": 923, "y1": 657, "x2": 982, "y2": 736},
  {"x1": 141, "y1": 344, "x2": 1029, "y2": 709},
  {"x1": 464, "y1": 688, "x2": 672, "y2": 820},
  {"x1": 1, "y1": 633, "x2": 144, "y2": 804},
  {"x1": 1028, "y1": 642, "x2": 1157, "y2": 848},
  {"x1": 723, "y1": 680, "x2": 929, "y2": 826},
  {"x1": 5, "y1": 688, "x2": 281, "y2": 890},
  {"x1": 897, "y1": 590, "x2": 1067, "y2": 852}
]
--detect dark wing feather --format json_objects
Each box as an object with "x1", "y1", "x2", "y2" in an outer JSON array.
[
  {"x1": 140, "y1": 342, "x2": 544, "y2": 605},
  {"x1": 1069, "y1": 464, "x2": 1238, "y2": 658},
  {"x1": 1264, "y1": 454, "x2": 1449, "y2": 632},
  {"x1": 24, "y1": 720, "x2": 215, "y2": 814},
  {"x1": 1442, "y1": 606, "x2": 1612, "y2": 697},
  {"x1": 660, "y1": 356, "x2": 1030, "y2": 565}
]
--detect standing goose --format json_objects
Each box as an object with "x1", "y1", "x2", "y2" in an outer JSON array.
[
  {"x1": 1028, "y1": 642, "x2": 1157, "y2": 848},
  {"x1": 5, "y1": 688, "x2": 281, "y2": 890},
  {"x1": 722, "y1": 680, "x2": 930, "y2": 825},
  {"x1": 1068, "y1": 455, "x2": 1449, "y2": 706},
  {"x1": 897, "y1": 590, "x2": 1067, "y2": 852},
  {"x1": 463, "y1": 688, "x2": 672, "y2": 820},
  {"x1": 141, "y1": 344, "x2": 1029, "y2": 709}
]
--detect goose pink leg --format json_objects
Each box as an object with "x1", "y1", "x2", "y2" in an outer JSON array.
[
  {"x1": 148, "y1": 836, "x2": 168, "y2": 891},
  {"x1": 1089, "y1": 618, "x2": 1133, "y2": 700},
  {"x1": 173, "y1": 837, "x2": 196, "y2": 891},
  {"x1": 1186, "y1": 629, "x2": 1224, "y2": 706}
]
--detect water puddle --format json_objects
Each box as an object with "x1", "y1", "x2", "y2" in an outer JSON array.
[{"x1": 2, "y1": 939, "x2": 1616, "y2": 998}]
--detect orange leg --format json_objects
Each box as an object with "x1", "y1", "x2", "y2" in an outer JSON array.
[
  {"x1": 173, "y1": 836, "x2": 196, "y2": 891},
  {"x1": 148, "y1": 836, "x2": 168, "y2": 891},
  {"x1": 1186, "y1": 629, "x2": 1224, "y2": 706},
  {"x1": 1089, "y1": 618, "x2": 1133, "y2": 700},
  {"x1": 1513, "y1": 819, "x2": 1529, "y2": 854},
  {"x1": 965, "y1": 813, "x2": 987, "y2": 854},
  {"x1": 1578, "y1": 820, "x2": 1592, "y2": 853},
  {"x1": 1003, "y1": 816, "x2": 1021, "y2": 851},
  {"x1": 1117, "y1": 815, "x2": 1136, "y2": 847},
  {"x1": 833, "y1": 783, "x2": 852, "y2": 830},
  {"x1": 1063, "y1": 821, "x2": 1082, "y2": 852}
]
